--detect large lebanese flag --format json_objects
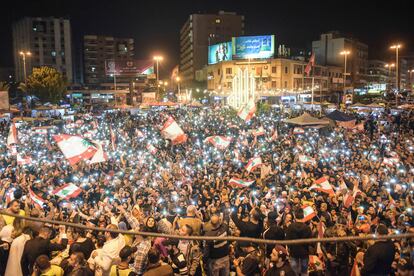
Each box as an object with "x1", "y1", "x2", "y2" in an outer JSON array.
[
  {"x1": 310, "y1": 177, "x2": 335, "y2": 196},
  {"x1": 89, "y1": 141, "x2": 108, "y2": 164},
  {"x1": 229, "y1": 177, "x2": 255, "y2": 188},
  {"x1": 53, "y1": 134, "x2": 97, "y2": 165},
  {"x1": 204, "y1": 136, "x2": 232, "y2": 150},
  {"x1": 305, "y1": 53, "x2": 315, "y2": 76},
  {"x1": 53, "y1": 183, "x2": 82, "y2": 199},
  {"x1": 7, "y1": 123, "x2": 18, "y2": 146},
  {"x1": 301, "y1": 205, "x2": 316, "y2": 222},
  {"x1": 238, "y1": 99, "x2": 256, "y2": 122},
  {"x1": 161, "y1": 116, "x2": 187, "y2": 145},
  {"x1": 245, "y1": 156, "x2": 263, "y2": 173}
]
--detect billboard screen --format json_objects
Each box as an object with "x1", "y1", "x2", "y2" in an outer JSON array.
[
  {"x1": 208, "y1": 42, "x2": 232, "y2": 64},
  {"x1": 105, "y1": 60, "x2": 154, "y2": 76},
  {"x1": 232, "y1": 35, "x2": 275, "y2": 59}
]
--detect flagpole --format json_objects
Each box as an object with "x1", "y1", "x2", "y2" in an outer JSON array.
[{"x1": 311, "y1": 77, "x2": 315, "y2": 110}]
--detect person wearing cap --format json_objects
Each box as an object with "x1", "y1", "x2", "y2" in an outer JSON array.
[
  {"x1": 264, "y1": 245, "x2": 295, "y2": 276},
  {"x1": 361, "y1": 224, "x2": 396, "y2": 276},
  {"x1": 162, "y1": 239, "x2": 188, "y2": 275},
  {"x1": 109, "y1": 245, "x2": 137, "y2": 276},
  {"x1": 233, "y1": 241, "x2": 262, "y2": 276},
  {"x1": 203, "y1": 213, "x2": 230, "y2": 276}
]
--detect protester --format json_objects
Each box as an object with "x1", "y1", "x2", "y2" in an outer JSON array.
[
  {"x1": 143, "y1": 248, "x2": 173, "y2": 276},
  {"x1": 264, "y1": 245, "x2": 296, "y2": 276}
]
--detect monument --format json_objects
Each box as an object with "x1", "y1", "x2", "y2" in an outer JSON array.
[{"x1": 227, "y1": 67, "x2": 256, "y2": 110}]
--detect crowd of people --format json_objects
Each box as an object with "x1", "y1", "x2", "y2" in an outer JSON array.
[{"x1": 0, "y1": 104, "x2": 414, "y2": 276}]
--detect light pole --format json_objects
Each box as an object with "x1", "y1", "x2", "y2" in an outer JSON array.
[
  {"x1": 385, "y1": 63, "x2": 395, "y2": 89},
  {"x1": 390, "y1": 44, "x2": 401, "y2": 105},
  {"x1": 176, "y1": 76, "x2": 181, "y2": 99},
  {"x1": 340, "y1": 50, "x2": 350, "y2": 91},
  {"x1": 153, "y1": 56, "x2": 163, "y2": 100},
  {"x1": 19, "y1": 51, "x2": 32, "y2": 84}
]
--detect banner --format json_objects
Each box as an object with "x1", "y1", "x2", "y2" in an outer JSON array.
[{"x1": 232, "y1": 35, "x2": 275, "y2": 59}]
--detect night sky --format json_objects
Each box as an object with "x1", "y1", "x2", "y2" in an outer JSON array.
[{"x1": 1, "y1": 0, "x2": 413, "y2": 76}]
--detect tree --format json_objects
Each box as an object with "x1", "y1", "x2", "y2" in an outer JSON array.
[
  {"x1": 26, "y1": 66, "x2": 66, "y2": 103},
  {"x1": 0, "y1": 82, "x2": 10, "y2": 91}
]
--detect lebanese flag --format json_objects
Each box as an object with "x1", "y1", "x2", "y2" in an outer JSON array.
[
  {"x1": 301, "y1": 205, "x2": 316, "y2": 222},
  {"x1": 228, "y1": 177, "x2": 255, "y2": 188},
  {"x1": 343, "y1": 181, "x2": 360, "y2": 208},
  {"x1": 382, "y1": 157, "x2": 399, "y2": 167},
  {"x1": 89, "y1": 141, "x2": 108, "y2": 164},
  {"x1": 161, "y1": 116, "x2": 187, "y2": 145},
  {"x1": 53, "y1": 134, "x2": 98, "y2": 165},
  {"x1": 310, "y1": 177, "x2": 335, "y2": 196},
  {"x1": 7, "y1": 123, "x2": 18, "y2": 146},
  {"x1": 146, "y1": 144, "x2": 157, "y2": 155},
  {"x1": 29, "y1": 187, "x2": 45, "y2": 208},
  {"x1": 299, "y1": 155, "x2": 316, "y2": 165},
  {"x1": 252, "y1": 126, "x2": 265, "y2": 137},
  {"x1": 205, "y1": 136, "x2": 232, "y2": 150},
  {"x1": 110, "y1": 126, "x2": 116, "y2": 151},
  {"x1": 245, "y1": 156, "x2": 263, "y2": 173},
  {"x1": 238, "y1": 99, "x2": 256, "y2": 122},
  {"x1": 9, "y1": 145, "x2": 18, "y2": 156},
  {"x1": 350, "y1": 259, "x2": 361, "y2": 276},
  {"x1": 17, "y1": 154, "x2": 32, "y2": 165},
  {"x1": 53, "y1": 183, "x2": 82, "y2": 199},
  {"x1": 293, "y1": 127, "x2": 305, "y2": 134},
  {"x1": 305, "y1": 53, "x2": 315, "y2": 76}
]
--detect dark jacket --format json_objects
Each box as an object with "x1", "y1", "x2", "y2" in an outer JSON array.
[
  {"x1": 231, "y1": 212, "x2": 263, "y2": 238},
  {"x1": 285, "y1": 222, "x2": 312, "y2": 258},
  {"x1": 20, "y1": 236, "x2": 68, "y2": 275},
  {"x1": 263, "y1": 223, "x2": 285, "y2": 257},
  {"x1": 361, "y1": 240, "x2": 395, "y2": 276},
  {"x1": 204, "y1": 223, "x2": 230, "y2": 259}
]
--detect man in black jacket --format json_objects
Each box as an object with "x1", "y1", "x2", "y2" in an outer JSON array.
[
  {"x1": 20, "y1": 226, "x2": 68, "y2": 275},
  {"x1": 285, "y1": 208, "x2": 312, "y2": 276},
  {"x1": 361, "y1": 224, "x2": 396, "y2": 276},
  {"x1": 203, "y1": 213, "x2": 230, "y2": 276},
  {"x1": 263, "y1": 211, "x2": 285, "y2": 259}
]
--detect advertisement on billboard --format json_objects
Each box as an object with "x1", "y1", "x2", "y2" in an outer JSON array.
[
  {"x1": 105, "y1": 60, "x2": 154, "y2": 76},
  {"x1": 232, "y1": 35, "x2": 275, "y2": 59},
  {"x1": 208, "y1": 42, "x2": 232, "y2": 64}
]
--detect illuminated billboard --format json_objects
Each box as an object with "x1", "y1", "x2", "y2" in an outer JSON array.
[
  {"x1": 232, "y1": 35, "x2": 275, "y2": 59},
  {"x1": 208, "y1": 42, "x2": 232, "y2": 64},
  {"x1": 105, "y1": 60, "x2": 154, "y2": 76}
]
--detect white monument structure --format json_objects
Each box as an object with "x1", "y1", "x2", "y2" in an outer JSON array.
[{"x1": 227, "y1": 67, "x2": 256, "y2": 109}]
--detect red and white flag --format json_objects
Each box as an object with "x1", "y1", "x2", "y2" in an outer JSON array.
[
  {"x1": 9, "y1": 145, "x2": 17, "y2": 156},
  {"x1": 161, "y1": 116, "x2": 187, "y2": 145},
  {"x1": 299, "y1": 154, "x2": 316, "y2": 165},
  {"x1": 252, "y1": 126, "x2": 265, "y2": 137},
  {"x1": 238, "y1": 99, "x2": 256, "y2": 122},
  {"x1": 110, "y1": 126, "x2": 116, "y2": 151},
  {"x1": 7, "y1": 123, "x2": 18, "y2": 146},
  {"x1": 293, "y1": 127, "x2": 305, "y2": 135},
  {"x1": 89, "y1": 141, "x2": 108, "y2": 164},
  {"x1": 204, "y1": 136, "x2": 232, "y2": 150},
  {"x1": 53, "y1": 135, "x2": 98, "y2": 166},
  {"x1": 17, "y1": 154, "x2": 32, "y2": 165},
  {"x1": 53, "y1": 183, "x2": 82, "y2": 199},
  {"x1": 301, "y1": 205, "x2": 316, "y2": 222},
  {"x1": 382, "y1": 157, "x2": 399, "y2": 167},
  {"x1": 305, "y1": 53, "x2": 315, "y2": 77},
  {"x1": 29, "y1": 187, "x2": 46, "y2": 208},
  {"x1": 350, "y1": 259, "x2": 361, "y2": 276},
  {"x1": 146, "y1": 144, "x2": 158, "y2": 155},
  {"x1": 310, "y1": 177, "x2": 335, "y2": 196},
  {"x1": 228, "y1": 177, "x2": 255, "y2": 188},
  {"x1": 343, "y1": 182, "x2": 360, "y2": 208},
  {"x1": 245, "y1": 156, "x2": 263, "y2": 173}
]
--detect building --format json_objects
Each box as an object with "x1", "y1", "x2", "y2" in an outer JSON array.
[
  {"x1": 83, "y1": 35, "x2": 134, "y2": 85},
  {"x1": 179, "y1": 11, "x2": 244, "y2": 88},
  {"x1": 12, "y1": 17, "x2": 73, "y2": 83},
  {"x1": 403, "y1": 53, "x2": 414, "y2": 90},
  {"x1": 205, "y1": 58, "x2": 343, "y2": 103},
  {"x1": 312, "y1": 31, "x2": 368, "y2": 88}
]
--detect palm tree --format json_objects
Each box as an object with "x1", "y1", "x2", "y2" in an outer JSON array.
[{"x1": 0, "y1": 81, "x2": 10, "y2": 91}]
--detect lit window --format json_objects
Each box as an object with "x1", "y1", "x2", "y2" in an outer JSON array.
[
  {"x1": 91, "y1": 67, "x2": 96, "y2": 72},
  {"x1": 215, "y1": 19, "x2": 221, "y2": 23},
  {"x1": 51, "y1": 51, "x2": 56, "y2": 57}
]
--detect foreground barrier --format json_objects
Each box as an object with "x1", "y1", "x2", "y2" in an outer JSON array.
[{"x1": 1, "y1": 210, "x2": 412, "y2": 245}]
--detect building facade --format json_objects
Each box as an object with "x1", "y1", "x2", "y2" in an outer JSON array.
[
  {"x1": 12, "y1": 17, "x2": 73, "y2": 83},
  {"x1": 83, "y1": 35, "x2": 134, "y2": 85},
  {"x1": 206, "y1": 58, "x2": 343, "y2": 102},
  {"x1": 312, "y1": 31, "x2": 368, "y2": 88},
  {"x1": 179, "y1": 11, "x2": 244, "y2": 87}
]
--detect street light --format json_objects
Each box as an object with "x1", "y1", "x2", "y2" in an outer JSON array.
[
  {"x1": 176, "y1": 76, "x2": 181, "y2": 97},
  {"x1": 153, "y1": 56, "x2": 163, "y2": 99},
  {"x1": 390, "y1": 44, "x2": 402, "y2": 104},
  {"x1": 19, "y1": 51, "x2": 32, "y2": 83},
  {"x1": 340, "y1": 50, "x2": 351, "y2": 89}
]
